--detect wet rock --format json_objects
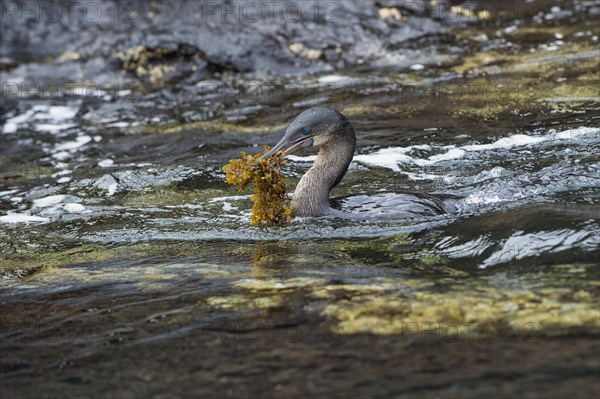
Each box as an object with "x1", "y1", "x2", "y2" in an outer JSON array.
[{"x1": 1, "y1": 0, "x2": 451, "y2": 92}]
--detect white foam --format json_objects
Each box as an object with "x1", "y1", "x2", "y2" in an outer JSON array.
[
  {"x1": 39, "y1": 204, "x2": 67, "y2": 217},
  {"x1": 472, "y1": 166, "x2": 507, "y2": 183},
  {"x1": 353, "y1": 146, "x2": 464, "y2": 170},
  {"x1": 210, "y1": 195, "x2": 252, "y2": 202},
  {"x1": 287, "y1": 155, "x2": 318, "y2": 163},
  {"x1": 3, "y1": 122, "x2": 18, "y2": 134},
  {"x1": 402, "y1": 171, "x2": 454, "y2": 182},
  {"x1": 480, "y1": 228, "x2": 595, "y2": 268},
  {"x1": 462, "y1": 134, "x2": 545, "y2": 151},
  {"x1": 45, "y1": 106, "x2": 78, "y2": 121},
  {"x1": 3, "y1": 105, "x2": 79, "y2": 134},
  {"x1": 424, "y1": 148, "x2": 466, "y2": 163},
  {"x1": 354, "y1": 153, "x2": 405, "y2": 171},
  {"x1": 32, "y1": 195, "x2": 80, "y2": 208},
  {"x1": 107, "y1": 122, "x2": 130, "y2": 128},
  {"x1": 0, "y1": 213, "x2": 49, "y2": 224},
  {"x1": 98, "y1": 159, "x2": 114, "y2": 167},
  {"x1": 63, "y1": 203, "x2": 86, "y2": 213},
  {"x1": 0, "y1": 190, "x2": 18, "y2": 198},
  {"x1": 32, "y1": 194, "x2": 68, "y2": 208},
  {"x1": 221, "y1": 202, "x2": 236, "y2": 212},
  {"x1": 2, "y1": 109, "x2": 36, "y2": 134},
  {"x1": 463, "y1": 193, "x2": 503, "y2": 205},
  {"x1": 349, "y1": 126, "x2": 600, "y2": 171},
  {"x1": 106, "y1": 183, "x2": 118, "y2": 196},
  {"x1": 54, "y1": 135, "x2": 92, "y2": 152},
  {"x1": 316, "y1": 75, "x2": 376, "y2": 88},
  {"x1": 554, "y1": 126, "x2": 599, "y2": 139},
  {"x1": 94, "y1": 175, "x2": 118, "y2": 196},
  {"x1": 318, "y1": 75, "x2": 347, "y2": 84},
  {"x1": 52, "y1": 151, "x2": 72, "y2": 161},
  {"x1": 35, "y1": 123, "x2": 76, "y2": 132}
]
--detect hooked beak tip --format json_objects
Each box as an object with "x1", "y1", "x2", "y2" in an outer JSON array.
[
  {"x1": 260, "y1": 134, "x2": 315, "y2": 160},
  {"x1": 258, "y1": 140, "x2": 286, "y2": 160},
  {"x1": 259, "y1": 149, "x2": 276, "y2": 160}
]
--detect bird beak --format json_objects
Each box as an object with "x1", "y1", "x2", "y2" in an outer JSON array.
[{"x1": 260, "y1": 132, "x2": 315, "y2": 159}]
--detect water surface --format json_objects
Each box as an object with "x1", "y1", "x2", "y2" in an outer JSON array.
[{"x1": 1, "y1": 1, "x2": 599, "y2": 397}]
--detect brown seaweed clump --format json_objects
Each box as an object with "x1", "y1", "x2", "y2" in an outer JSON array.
[{"x1": 223, "y1": 147, "x2": 292, "y2": 226}]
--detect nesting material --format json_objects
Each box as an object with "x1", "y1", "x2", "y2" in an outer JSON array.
[{"x1": 223, "y1": 147, "x2": 292, "y2": 226}]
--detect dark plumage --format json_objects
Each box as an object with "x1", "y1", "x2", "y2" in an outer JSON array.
[
  {"x1": 264, "y1": 107, "x2": 454, "y2": 219},
  {"x1": 262, "y1": 107, "x2": 355, "y2": 217}
]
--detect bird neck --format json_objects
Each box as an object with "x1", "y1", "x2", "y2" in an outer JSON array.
[{"x1": 291, "y1": 137, "x2": 355, "y2": 217}]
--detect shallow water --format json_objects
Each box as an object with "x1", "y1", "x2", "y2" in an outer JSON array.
[
  {"x1": 2, "y1": 109, "x2": 598, "y2": 273},
  {"x1": 1, "y1": 1, "x2": 600, "y2": 397}
]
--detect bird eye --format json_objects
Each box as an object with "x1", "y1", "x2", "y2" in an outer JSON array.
[{"x1": 302, "y1": 127, "x2": 310, "y2": 135}]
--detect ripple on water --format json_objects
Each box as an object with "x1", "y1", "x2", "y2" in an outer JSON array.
[{"x1": 1, "y1": 126, "x2": 599, "y2": 273}]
